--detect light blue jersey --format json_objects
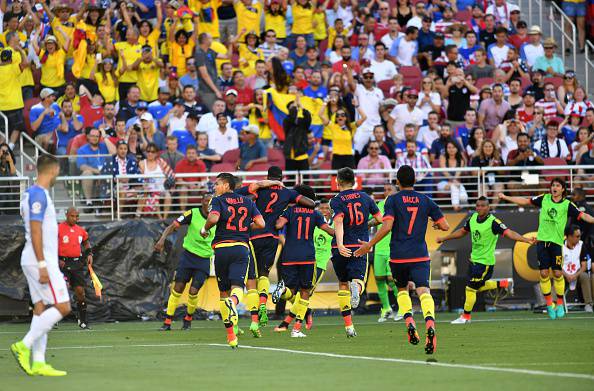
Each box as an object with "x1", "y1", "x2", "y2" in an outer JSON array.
[{"x1": 20, "y1": 185, "x2": 58, "y2": 267}]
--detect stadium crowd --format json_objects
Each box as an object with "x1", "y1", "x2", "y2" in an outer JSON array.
[{"x1": 0, "y1": 0, "x2": 593, "y2": 213}]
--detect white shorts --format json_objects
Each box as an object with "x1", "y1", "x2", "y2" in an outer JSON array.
[{"x1": 22, "y1": 264, "x2": 70, "y2": 305}]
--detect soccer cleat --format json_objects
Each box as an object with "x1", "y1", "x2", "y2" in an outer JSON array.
[
  {"x1": 349, "y1": 281, "x2": 361, "y2": 309},
  {"x1": 227, "y1": 336, "x2": 238, "y2": 349},
  {"x1": 10, "y1": 341, "x2": 32, "y2": 375},
  {"x1": 378, "y1": 308, "x2": 393, "y2": 323},
  {"x1": 305, "y1": 311, "x2": 313, "y2": 330},
  {"x1": 451, "y1": 316, "x2": 471, "y2": 324},
  {"x1": 425, "y1": 327, "x2": 436, "y2": 355},
  {"x1": 506, "y1": 278, "x2": 514, "y2": 296},
  {"x1": 546, "y1": 305, "x2": 557, "y2": 320},
  {"x1": 249, "y1": 322, "x2": 262, "y2": 338},
  {"x1": 258, "y1": 304, "x2": 268, "y2": 327},
  {"x1": 345, "y1": 325, "x2": 357, "y2": 338},
  {"x1": 271, "y1": 280, "x2": 285, "y2": 304},
  {"x1": 585, "y1": 304, "x2": 593, "y2": 313},
  {"x1": 291, "y1": 329, "x2": 307, "y2": 338},
  {"x1": 78, "y1": 322, "x2": 91, "y2": 330},
  {"x1": 159, "y1": 323, "x2": 171, "y2": 331},
  {"x1": 274, "y1": 325, "x2": 288, "y2": 332},
  {"x1": 181, "y1": 319, "x2": 192, "y2": 331},
  {"x1": 31, "y1": 362, "x2": 67, "y2": 377},
  {"x1": 393, "y1": 312, "x2": 404, "y2": 322},
  {"x1": 556, "y1": 304, "x2": 565, "y2": 319},
  {"x1": 407, "y1": 323, "x2": 420, "y2": 345}
]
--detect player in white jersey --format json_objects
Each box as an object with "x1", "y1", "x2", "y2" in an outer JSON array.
[{"x1": 10, "y1": 155, "x2": 71, "y2": 377}]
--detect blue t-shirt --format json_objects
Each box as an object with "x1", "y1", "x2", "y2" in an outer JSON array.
[
  {"x1": 76, "y1": 143, "x2": 109, "y2": 170},
  {"x1": 179, "y1": 74, "x2": 200, "y2": 91},
  {"x1": 303, "y1": 85, "x2": 328, "y2": 100},
  {"x1": 209, "y1": 192, "x2": 262, "y2": 246},
  {"x1": 171, "y1": 129, "x2": 196, "y2": 154},
  {"x1": 330, "y1": 189, "x2": 380, "y2": 247},
  {"x1": 239, "y1": 140, "x2": 267, "y2": 170},
  {"x1": 230, "y1": 118, "x2": 249, "y2": 134},
  {"x1": 459, "y1": 44, "x2": 482, "y2": 62},
  {"x1": 29, "y1": 103, "x2": 61, "y2": 136},
  {"x1": 283, "y1": 60, "x2": 295, "y2": 77},
  {"x1": 279, "y1": 206, "x2": 328, "y2": 263},
  {"x1": 148, "y1": 101, "x2": 173, "y2": 126},
  {"x1": 561, "y1": 126, "x2": 578, "y2": 145},
  {"x1": 57, "y1": 114, "x2": 83, "y2": 149},
  {"x1": 455, "y1": 125, "x2": 472, "y2": 148}
]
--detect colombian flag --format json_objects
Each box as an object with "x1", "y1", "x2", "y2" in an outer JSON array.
[{"x1": 264, "y1": 88, "x2": 324, "y2": 141}]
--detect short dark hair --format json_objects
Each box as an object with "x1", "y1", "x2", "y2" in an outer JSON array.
[
  {"x1": 565, "y1": 224, "x2": 581, "y2": 237},
  {"x1": 319, "y1": 198, "x2": 330, "y2": 205},
  {"x1": 374, "y1": 41, "x2": 387, "y2": 50},
  {"x1": 495, "y1": 26, "x2": 508, "y2": 35},
  {"x1": 294, "y1": 184, "x2": 316, "y2": 201},
  {"x1": 267, "y1": 166, "x2": 283, "y2": 180},
  {"x1": 477, "y1": 196, "x2": 489, "y2": 203},
  {"x1": 37, "y1": 154, "x2": 59, "y2": 173},
  {"x1": 217, "y1": 173, "x2": 237, "y2": 190},
  {"x1": 186, "y1": 145, "x2": 197, "y2": 152},
  {"x1": 397, "y1": 165, "x2": 416, "y2": 187},
  {"x1": 337, "y1": 167, "x2": 355, "y2": 186},
  {"x1": 517, "y1": 132, "x2": 530, "y2": 141}
]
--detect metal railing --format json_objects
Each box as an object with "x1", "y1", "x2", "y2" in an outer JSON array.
[
  {"x1": 548, "y1": 1, "x2": 577, "y2": 73},
  {"x1": 0, "y1": 176, "x2": 29, "y2": 215},
  {"x1": 523, "y1": 0, "x2": 544, "y2": 32},
  {"x1": 0, "y1": 111, "x2": 9, "y2": 147},
  {"x1": 586, "y1": 41, "x2": 594, "y2": 95}
]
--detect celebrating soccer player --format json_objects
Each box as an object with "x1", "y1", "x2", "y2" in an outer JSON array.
[
  {"x1": 499, "y1": 178, "x2": 594, "y2": 319},
  {"x1": 11, "y1": 155, "x2": 71, "y2": 376},
  {"x1": 154, "y1": 193, "x2": 215, "y2": 331},
  {"x1": 331, "y1": 167, "x2": 382, "y2": 338},
  {"x1": 355, "y1": 165, "x2": 449, "y2": 354},
  {"x1": 201, "y1": 173, "x2": 265, "y2": 348},
  {"x1": 235, "y1": 166, "x2": 315, "y2": 337},
  {"x1": 437, "y1": 196, "x2": 536, "y2": 324},
  {"x1": 58, "y1": 207, "x2": 93, "y2": 329}
]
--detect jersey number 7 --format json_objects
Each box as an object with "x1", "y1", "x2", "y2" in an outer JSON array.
[{"x1": 406, "y1": 206, "x2": 418, "y2": 235}]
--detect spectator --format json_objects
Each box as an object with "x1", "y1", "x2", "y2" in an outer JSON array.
[
  {"x1": 179, "y1": 58, "x2": 199, "y2": 91},
  {"x1": 417, "y1": 111, "x2": 442, "y2": 148},
  {"x1": 445, "y1": 68, "x2": 478, "y2": 127},
  {"x1": 108, "y1": 118, "x2": 129, "y2": 145},
  {"x1": 161, "y1": 136, "x2": 185, "y2": 171},
  {"x1": 125, "y1": 101, "x2": 151, "y2": 130},
  {"x1": 174, "y1": 145, "x2": 207, "y2": 210},
  {"x1": 348, "y1": 67, "x2": 384, "y2": 152},
  {"x1": 56, "y1": 100, "x2": 84, "y2": 156},
  {"x1": 148, "y1": 87, "x2": 174, "y2": 128},
  {"x1": 517, "y1": 90, "x2": 537, "y2": 123},
  {"x1": 564, "y1": 87, "x2": 594, "y2": 117},
  {"x1": 0, "y1": 143, "x2": 18, "y2": 213},
  {"x1": 506, "y1": 132, "x2": 544, "y2": 189},
  {"x1": 370, "y1": 42, "x2": 398, "y2": 83},
  {"x1": 360, "y1": 125, "x2": 396, "y2": 164},
  {"x1": 30, "y1": 88, "x2": 61, "y2": 150},
  {"x1": 571, "y1": 127, "x2": 592, "y2": 164},
  {"x1": 470, "y1": 139, "x2": 505, "y2": 205},
  {"x1": 0, "y1": 46, "x2": 27, "y2": 150},
  {"x1": 357, "y1": 140, "x2": 392, "y2": 188},
  {"x1": 396, "y1": 140, "x2": 431, "y2": 186},
  {"x1": 258, "y1": 29, "x2": 283, "y2": 60},
  {"x1": 479, "y1": 14, "x2": 497, "y2": 48},
  {"x1": 389, "y1": 26, "x2": 419, "y2": 66},
  {"x1": 466, "y1": 126, "x2": 486, "y2": 158},
  {"x1": 100, "y1": 140, "x2": 141, "y2": 204},
  {"x1": 352, "y1": 32, "x2": 374, "y2": 63},
  {"x1": 76, "y1": 128, "x2": 109, "y2": 211},
  {"x1": 570, "y1": 188, "x2": 594, "y2": 251},
  {"x1": 198, "y1": 100, "x2": 229, "y2": 135},
  {"x1": 460, "y1": 30, "x2": 482, "y2": 64},
  {"x1": 230, "y1": 105, "x2": 249, "y2": 134},
  {"x1": 283, "y1": 97, "x2": 312, "y2": 172},
  {"x1": 561, "y1": 0, "x2": 587, "y2": 53},
  {"x1": 560, "y1": 113, "x2": 583, "y2": 145},
  {"x1": 321, "y1": 104, "x2": 366, "y2": 169},
  {"x1": 238, "y1": 125, "x2": 267, "y2": 170},
  {"x1": 32, "y1": 34, "x2": 68, "y2": 95},
  {"x1": 438, "y1": 140, "x2": 469, "y2": 211},
  {"x1": 196, "y1": 132, "x2": 221, "y2": 171},
  {"x1": 290, "y1": 35, "x2": 308, "y2": 66},
  {"x1": 454, "y1": 109, "x2": 478, "y2": 150},
  {"x1": 137, "y1": 142, "x2": 174, "y2": 219},
  {"x1": 478, "y1": 84, "x2": 511, "y2": 132},
  {"x1": 93, "y1": 102, "x2": 117, "y2": 132},
  {"x1": 520, "y1": 25, "x2": 544, "y2": 68},
  {"x1": 307, "y1": 131, "x2": 324, "y2": 169},
  {"x1": 139, "y1": 112, "x2": 166, "y2": 152},
  {"x1": 209, "y1": 113, "x2": 239, "y2": 156},
  {"x1": 118, "y1": 86, "x2": 142, "y2": 121},
  {"x1": 195, "y1": 33, "x2": 226, "y2": 109},
  {"x1": 161, "y1": 100, "x2": 189, "y2": 135},
  {"x1": 246, "y1": 60, "x2": 269, "y2": 90},
  {"x1": 171, "y1": 113, "x2": 199, "y2": 154},
  {"x1": 395, "y1": 123, "x2": 429, "y2": 159},
  {"x1": 509, "y1": 20, "x2": 529, "y2": 49},
  {"x1": 493, "y1": 114, "x2": 524, "y2": 163},
  {"x1": 533, "y1": 120, "x2": 570, "y2": 160},
  {"x1": 533, "y1": 38, "x2": 564, "y2": 77},
  {"x1": 430, "y1": 123, "x2": 461, "y2": 162},
  {"x1": 535, "y1": 83, "x2": 564, "y2": 121},
  {"x1": 506, "y1": 79, "x2": 525, "y2": 110},
  {"x1": 223, "y1": 89, "x2": 239, "y2": 117},
  {"x1": 218, "y1": 62, "x2": 235, "y2": 89},
  {"x1": 390, "y1": 89, "x2": 424, "y2": 142},
  {"x1": 562, "y1": 225, "x2": 591, "y2": 313},
  {"x1": 417, "y1": 78, "x2": 442, "y2": 120},
  {"x1": 557, "y1": 70, "x2": 578, "y2": 104},
  {"x1": 181, "y1": 85, "x2": 208, "y2": 118},
  {"x1": 303, "y1": 70, "x2": 328, "y2": 99},
  {"x1": 487, "y1": 27, "x2": 513, "y2": 68},
  {"x1": 0, "y1": 143, "x2": 17, "y2": 177}
]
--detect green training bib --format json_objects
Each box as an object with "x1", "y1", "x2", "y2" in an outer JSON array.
[
  {"x1": 469, "y1": 213, "x2": 499, "y2": 266},
  {"x1": 537, "y1": 194, "x2": 569, "y2": 246},
  {"x1": 183, "y1": 208, "x2": 214, "y2": 258},
  {"x1": 314, "y1": 223, "x2": 333, "y2": 271}
]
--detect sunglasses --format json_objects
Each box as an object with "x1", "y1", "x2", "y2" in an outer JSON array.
[
  {"x1": 368, "y1": 147, "x2": 379, "y2": 150},
  {"x1": 380, "y1": 7, "x2": 389, "y2": 10},
  {"x1": 363, "y1": 75, "x2": 374, "y2": 79},
  {"x1": 336, "y1": 113, "x2": 347, "y2": 118},
  {"x1": 545, "y1": 88, "x2": 555, "y2": 91},
  {"x1": 147, "y1": 150, "x2": 157, "y2": 153}
]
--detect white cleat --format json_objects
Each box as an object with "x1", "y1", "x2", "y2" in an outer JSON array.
[
  {"x1": 506, "y1": 278, "x2": 514, "y2": 296},
  {"x1": 345, "y1": 326, "x2": 358, "y2": 338},
  {"x1": 378, "y1": 308, "x2": 393, "y2": 323},
  {"x1": 349, "y1": 281, "x2": 361, "y2": 309},
  {"x1": 393, "y1": 312, "x2": 404, "y2": 322},
  {"x1": 451, "y1": 316, "x2": 471, "y2": 324},
  {"x1": 291, "y1": 330, "x2": 307, "y2": 338},
  {"x1": 585, "y1": 304, "x2": 593, "y2": 313}
]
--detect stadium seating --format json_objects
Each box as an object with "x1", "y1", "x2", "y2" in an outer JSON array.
[
  {"x1": 221, "y1": 149, "x2": 240, "y2": 165},
  {"x1": 378, "y1": 80, "x2": 395, "y2": 98},
  {"x1": 476, "y1": 77, "x2": 495, "y2": 89},
  {"x1": 267, "y1": 148, "x2": 285, "y2": 169},
  {"x1": 544, "y1": 77, "x2": 564, "y2": 89},
  {"x1": 210, "y1": 162, "x2": 237, "y2": 173},
  {"x1": 23, "y1": 97, "x2": 41, "y2": 136},
  {"x1": 542, "y1": 157, "x2": 569, "y2": 181}
]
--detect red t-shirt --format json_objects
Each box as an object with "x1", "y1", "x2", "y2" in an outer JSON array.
[
  {"x1": 58, "y1": 222, "x2": 88, "y2": 258},
  {"x1": 174, "y1": 158, "x2": 206, "y2": 181},
  {"x1": 80, "y1": 95, "x2": 104, "y2": 128},
  {"x1": 332, "y1": 60, "x2": 361, "y2": 76},
  {"x1": 234, "y1": 86, "x2": 255, "y2": 106},
  {"x1": 517, "y1": 108, "x2": 534, "y2": 124}
]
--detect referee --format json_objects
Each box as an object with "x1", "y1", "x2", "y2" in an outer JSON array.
[{"x1": 58, "y1": 207, "x2": 93, "y2": 329}]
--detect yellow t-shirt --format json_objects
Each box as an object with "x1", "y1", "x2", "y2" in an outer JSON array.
[
  {"x1": 191, "y1": 0, "x2": 221, "y2": 38},
  {"x1": 327, "y1": 27, "x2": 348, "y2": 49},
  {"x1": 329, "y1": 122, "x2": 355, "y2": 155},
  {"x1": 265, "y1": 12, "x2": 287, "y2": 39},
  {"x1": 169, "y1": 40, "x2": 196, "y2": 77},
  {"x1": 81, "y1": 54, "x2": 97, "y2": 79},
  {"x1": 235, "y1": 2, "x2": 263, "y2": 39},
  {"x1": 138, "y1": 29, "x2": 161, "y2": 56},
  {"x1": 238, "y1": 44, "x2": 264, "y2": 77},
  {"x1": 40, "y1": 49, "x2": 66, "y2": 87},
  {"x1": 292, "y1": 4, "x2": 314, "y2": 35},
  {"x1": 50, "y1": 18, "x2": 75, "y2": 56},
  {"x1": 249, "y1": 109, "x2": 271, "y2": 139},
  {"x1": 138, "y1": 61, "x2": 160, "y2": 102},
  {"x1": 115, "y1": 42, "x2": 142, "y2": 83},
  {"x1": 57, "y1": 94, "x2": 81, "y2": 113},
  {"x1": 313, "y1": 11, "x2": 327, "y2": 41},
  {"x1": 94, "y1": 72, "x2": 118, "y2": 103},
  {"x1": 0, "y1": 60, "x2": 24, "y2": 110},
  {"x1": 0, "y1": 30, "x2": 27, "y2": 49},
  {"x1": 9, "y1": 50, "x2": 34, "y2": 88}
]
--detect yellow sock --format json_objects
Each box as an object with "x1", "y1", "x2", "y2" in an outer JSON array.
[
  {"x1": 293, "y1": 298, "x2": 310, "y2": 321},
  {"x1": 478, "y1": 280, "x2": 498, "y2": 292},
  {"x1": 553, "y1": 276, "x2": 565, "y2": 297},
  {"x1": 257, "y1": 276, "x2": 270, "y2": 299},
  {"x1": 219, "y1": 299, "x2": 230, "y2": 323},
  {"x1": 281, "y1": 289, "x2": 294, "y2": 303},
  {"x1": 353, "y1": 278, "x2": 365, "y2": 294},
  {"x1": 247, "y1": 289, "x2": 258, "y2": 313},
  {"x1": 338, "y1": 290, "x2": 351, "y2": 313},
  {"x1": 420, "y1": 293, "x2": 435, "y2": 320},
  {"x1": 230, "y1": 287, "x2": 244, "y2": 305},
  {"x1": 396, "y1": 291, "x2": 413, "y2": 315},
  {"x1": 464, "y1": 287, "x2": 477, "y2": 314},
  {"x1": 187, "y1": 293, "x2": 198, "y2": 315},
  {"x1": 539, "y1": 276, "x2": 552, "y2": 296},
  {"x1": 166, "y1": 289, "x2": 182, "y2": 316}
]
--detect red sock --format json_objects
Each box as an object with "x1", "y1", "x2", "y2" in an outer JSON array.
[
  {"x1": 343, "y1": 314, "x2": 353, "y2": 327},
  {"x1": 283, "y1": 313, "x2": 295, "y2": 325},
  {"x1": 184, "y1": 314, "x2": 192, "y2": 322},
  {"x1": 544, "y1": 294, "x2": 553, "y2": 306},
  {"x1": 499, "y1": 279, "x2": 509, "y2": 289},
  {"x1": 294, "y1": 320, "x2": 302, "y2": 331},
  {"x1": 405, "y1": 316, "x2": 415, "y2": 328},
  {"x1": 164, "y1": 317, "x2": 172, "y2": 325},
  {"x1": 225, "y1": 325, "x2": 236, "y2": 341},
  {"x1": 259, "y1": 295, "x2": 267, "y2": 305},
  {"x1": 556, "y1": 297, "x2": 564, "y2": 306},
  {"x1": 251, "y1": 313, "x2": 259, "y2": 323},
  {"x1": 462, "y1": 313, "x2": 471, "y2": 320},
  {"x1": 426, "y1": 319, "x2": 435, "y2": 329}
]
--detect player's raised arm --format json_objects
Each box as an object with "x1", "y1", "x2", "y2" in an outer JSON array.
[
  {"x1": 436, "y1": 227, "x2": 468, "y2": 243},
  {"x1": 503, "y1": 229, "x2": 537, "y2": 244},
  {"x1": 154, "y1": 220, "x2": 181, "y2": 252},
  {"x1": 498, "y1": 193, "x2": 532, "y2": 207},
  {"x1": 248, "y1": 179, "x2": 284, "y2": 193}
]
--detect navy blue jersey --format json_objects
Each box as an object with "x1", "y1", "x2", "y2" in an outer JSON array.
[
  {"x1": 209, "y1": 192, "x2": 262, "y2": 247},
  {"x1": 330, "y1": 189, "x2": 380, "y2": 247},
  {"x1": 383, "y1": 189, "x2": 444, "y2": 262},
  {"x1": 279, "y1": 206, "x2": 328, "y2": 263},
  {"x1": 236, "y1": 185, "x2": 302, "y2": 239}
]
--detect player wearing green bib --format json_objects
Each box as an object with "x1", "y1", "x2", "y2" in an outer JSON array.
[
  {"x1": 154, "y1": 193, "x2": 214, "y2": 331},
  {"x1": 499, "y1": 178, "x2": 594, "y2": 320},
  {"x1": 437, "y1": 197, "x2": 534, "y2": 324}
]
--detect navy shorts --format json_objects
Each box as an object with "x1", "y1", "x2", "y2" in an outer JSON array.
[
  {"x1": 331, "y1": 249, "x2": 368, "y2": 283},
  {"x1": 248, "y1": 236, "x2": 279, "y2": 279},
  {"x1": 390, "y1": 260, "x2": 431, "y2": 288},
  {"x1": 537, "y1": 241, "x2": 563, "y2": 271},
  {"x1": 214, "y1": 245, "x2": 250, "y2": 292},
  {"x1": 281, "y1": 262, "x2": 315, "y2": 290},
  {"x1": 175, "y1": 250, "x2": 210, "y2": 289},
  {"x1": 467, "y1": 262, "x2": 494, "y2": 290}
]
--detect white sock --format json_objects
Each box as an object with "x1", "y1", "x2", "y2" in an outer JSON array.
[
  {"x1": 32, "y1": 331, "x2": 47, "y2": 363},
  {"x1": 22, "y1": 307, "x2": 63, "y2": 348}
]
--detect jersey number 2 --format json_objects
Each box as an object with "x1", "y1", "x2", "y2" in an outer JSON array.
[
  {"x1": 265, "y1": 193, "x2": 279, "y2": 213},
  {"x1": 226, "y1": 206, "x2": 249, "y2": 232},
  {"x1": 406, "y1": 206, "x2": 418, "y2": 235}
]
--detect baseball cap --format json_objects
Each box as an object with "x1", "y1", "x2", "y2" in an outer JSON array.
[
  {"x1": 116, "y1": 140, "x2": 128, "y2": 147},
  {"x1": 407, "y1": 89, "x2": 419, "y2": 97},
  {"x1": 267, "y1": 166, "x2": 283, "y2": 180},
  {"x1": 517, "y1": 20, "x2": 527, "y2": 29},
  {"x1": 362, "y1": 67, "x2": 374, "y2": 75},
  {"x1": 140, "y1": 112, "x2": 154, "y2": 121},
  {"x1": 40, "y1": 88, "x2": 56, "y2": 99},
  {"x1": 569, "y1": 111, "x2": 582, "y2": 118},
  {"x1": 225, "y1": 89, "x2": 238, "y2": 96},
  {"x1": 382, "y1": 98, "x2": 398, "y2": 106},
  {"x1": 523, "y1": 89, "x2": 536, "y2": 97},
  {"x1": 141, "y1": 44, "x2": 152, "y2": 53},
  {"x1": 169, "y1": 72, "x2": 179, "y2": 80},
  {"x1": 158, "y1": 86, "x2": 170, "y2": 94},
  {"x1": 137, "y1": 101, "x2": 148, "y2": 109},
  {"x1": 242, "y1": 124, "x2": 260, "y2": 136},
  {"x1": 174, "y1": 98, "x2": 185, "y2": 106},
  {"x1": 434, "y1": 32, "x2": 445, "y2": 39}
]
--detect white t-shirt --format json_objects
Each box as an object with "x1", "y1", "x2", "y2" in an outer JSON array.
[
  {"x1": 390, "y1": 104, "x2": 424, "y2": 141},
  {"x1": 354, "y1": 84, "x2": 384, "y2": 152},
  {"x1": 21, "y1": 186, "x2": 58, "y2": 266},
  {"x1": 488, "y1": 44, "x2": 512, "y2": 68},
  {"x1": 370, "y1": 59, "x2": 398, "y2": 83},
  {"x1": 166, "y1": 113, "x2": 188, "y2": 135},
  {"x1": 520, "y1": 43, "x2": 544, "y2": 67},
  {"x1": 390, "y1": 36, "x2": 418, "y2": 66},
  {"x1": 417, "y1": 125, "x2": 440, "y2": 147},
  {"x1": 197, "y1": 113, "x2": 232, "y2": 135},
  {"x1": 207, "y1": 127, "x2": 239, "y2": 156},
  {"x1": 533, "y1": 138, "x2": 570, "y2": 160},
  {"x1": 416, "y1": 92, "x2": 442, "y2": 120},
  {"x1": 563, "y1": 240, "x2": 584, "y2": 276}
]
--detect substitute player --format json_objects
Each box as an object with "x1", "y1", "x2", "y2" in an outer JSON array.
[
  {"x1": 201, "y1": 173, "x2": 265, "y2": 348},
  {"x1": 11, "y1": 155, "x2": 71, "y2": 376},
  {"x1": 499, "y1": 178, "x2": 594, "y2": 319},
  {"x1": 236, "y1": 166, "x2": 314, "y2": 336},
  {"x1": 154, "y1": 193, "x2": 214, "y2": 331},
  {"x1": 355, "y1": 165, "x2": 449, "y2": 354},
  {"x1": 331, "y1": 167, "x2": 382, "y2": 337},
  {"x1": 273, "y1": 185, "x2": 334, "y2": 337},
  {"x1": 58, "y1": 207, "x2": 93, "y2": 329},
  {"x1": 437, "y1": 196, "x2": 535, "y2": 324}
]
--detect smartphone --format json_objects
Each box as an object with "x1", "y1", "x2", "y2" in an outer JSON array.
[
  {"x1": 34, "y1": 3, "x2": 43, "y2": 12},
  {"x1": 96, "y1": 53, "x2": 102, "y2": 63}
]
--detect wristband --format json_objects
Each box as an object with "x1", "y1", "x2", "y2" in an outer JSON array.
[
  {"x1": 200, "y1": 227, "x2": 207, "y2": 235},
  {"x1": 38, "y1": 261, "x2": 47, "y2": 268}
]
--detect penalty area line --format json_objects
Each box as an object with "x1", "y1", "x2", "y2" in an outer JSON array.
[{"x1": 207, "y1": 344, "x2": 594, "y2": 381}]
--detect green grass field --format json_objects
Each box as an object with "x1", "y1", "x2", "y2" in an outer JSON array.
[{"x1": 1, "y1": 311, "x2": 593, "y2": 390}]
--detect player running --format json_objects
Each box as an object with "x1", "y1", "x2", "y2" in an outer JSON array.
[
  {"x1": 236, "y1": 166, "x2": 315, "y2": 337},
  {"x1": 499, "y1": 178, "x2": 594, "y2": 319},
  {"x1": 201, "y1": 173, "x2": 265, "y2": 348},
  {"x1": 11, "y1": 155, "x2": 71, "y2": 376},
  {"x1": 154, "y1": 193, "x2": 214, "y2": 331},
  {"x1": 272, "y1": 185, "x2": 334, "y2": 337},
  {"x1": 331, "y1": 167, "x2": 382, "y2": 338},
  {"x1": 437, "y1": 196, "x2": 536, "y2": 324},
  {"x1": 58, "y1": 207, "x2": 93, "y2": 329},
  {"x1": 356, "y1": 165, "x2": 449, "y2": 354}
]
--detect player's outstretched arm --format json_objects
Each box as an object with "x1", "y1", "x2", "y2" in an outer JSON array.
[
  {"x1": 579, "y1": 212, "x2": 594, "y2": 225},
  {"x1": 249, "y1": 180, "x2": 284, "y2": 192},
  {"x1": 504, "y1": 229, "x2": 537, "y2": 244},
  {"x1": 154, "y1": 222, "x2": 178, "y2": 252},
  {"x1": 354, "y1": 218, "x2": 393, "y2": 257},
  {"x1": 297, "y1": 196, "x2": 316, "y2": 209},
  {"x1": 498, "y1": 193, "x2": 531, "y2": 207},
  {"x1": 436, "y1": 228, "x2": 467, "y2": 244}
]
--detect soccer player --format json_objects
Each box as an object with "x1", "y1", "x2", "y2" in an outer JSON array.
[
  {"x1": 272, "y1": 185, "x2": 334, "y2": 337},
  {"x1": 436, "y1": 196, "x2": 536, "y2": 324},
  {"x1": 11, "y1": 155, "x2": 71, "y2": 376},
  {"x1": 201, "y1": 173, "x2": 265, "y2": 348},
  {"x1": 58, "y1": 207, "x2": 93, "y2": 329},
  {"x1": 355, "y1": 165, "x2": 449, "y2": 354},
  {"x1": 331, "y1": 167, "x2": 382, "y2": 337},
  {"x1": 236, "y1": 166, "x2": 315, "y2": 337},
  {"x1": 154, "y1": 193, "x2": 214, "y2": 331},
  {"x1": 499, "y1": 178, "x2": 594, "y2": 319}
]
